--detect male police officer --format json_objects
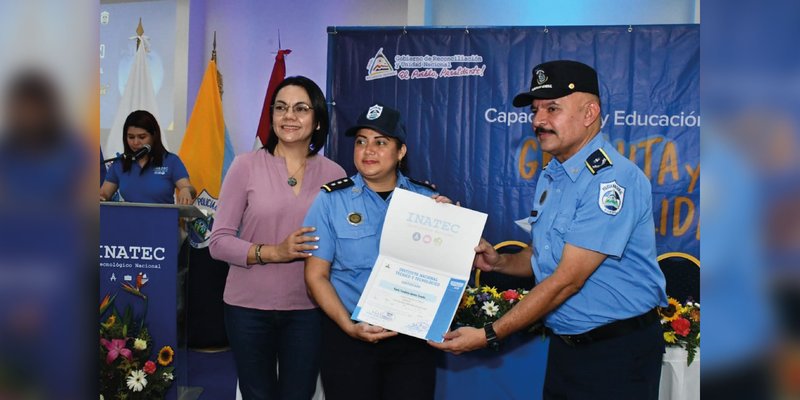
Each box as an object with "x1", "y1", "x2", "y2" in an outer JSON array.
[{"x1": 431, "y1": 60, "x2": 668, "y2": 399}]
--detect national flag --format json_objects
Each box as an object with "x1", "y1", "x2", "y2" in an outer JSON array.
[
  {"x1": 180, "y1": 43, "x2": 234, "y2": 350},
  {"x1": 253, "y1": 49, "x2": 292, "y2": 149},
  {"x1": 178, "y1": 57, "x2": 234, "y2": 248},
  {"x1": 104, "y1": 21, "x2": 162, "y2": 158}
]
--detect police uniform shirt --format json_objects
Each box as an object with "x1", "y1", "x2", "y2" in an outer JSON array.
[
  {"x1": 106, "y1": 152, "x2": 190, "y2": 204},
  {"x1": 528, "y1": 133, "x2": 667, "y2": 335},
  {"x1": 303, "y1": 172, "x2": 437, "y2": 314}
]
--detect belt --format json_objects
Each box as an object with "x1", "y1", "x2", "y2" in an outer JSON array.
[{"x1": 551, "y1": 308, "x2": 659, "y2": 347}]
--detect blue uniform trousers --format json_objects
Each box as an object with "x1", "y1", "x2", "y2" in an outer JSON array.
[
  {"x1": 544, "y1": 319, "x2": 664, "y2": 400},
  {"x1": 319, "y1": 316, "x2": 436, "y2": 400}
]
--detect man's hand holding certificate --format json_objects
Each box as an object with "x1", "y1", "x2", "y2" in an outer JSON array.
[{"x1": 351, "y1": 188, "x2": 487, "y2": 342}]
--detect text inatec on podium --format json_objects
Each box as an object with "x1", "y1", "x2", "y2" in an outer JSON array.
[{"x1": 99, "y1": 245, "x2": 166, "y2": 260}]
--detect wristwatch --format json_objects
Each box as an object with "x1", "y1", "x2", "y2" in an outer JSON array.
[{"x1": 484, "y1": 323, "x2": 500, "y2": 351}]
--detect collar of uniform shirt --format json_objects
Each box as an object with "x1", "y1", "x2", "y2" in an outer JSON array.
[
  {"x1": 561, "y1": 133, "x2": 607, "y2": 182},
  {"x1": 350, "y1": 172, "x2": 412, "y2": 198}
]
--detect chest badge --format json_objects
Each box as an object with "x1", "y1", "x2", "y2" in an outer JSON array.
[{"x1": 347, "y1": 212, "x2": 363, "y2": 225}]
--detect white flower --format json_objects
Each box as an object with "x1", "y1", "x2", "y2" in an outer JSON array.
[
  {"x1": 481, "y1": 301, "x2": 499, "y2": 317},
  {"x1": 100, "y1": 395, "x2": 104, "y2": 400},
  {"x1": 163, "y1": 372, "x2": 174, "y2": 381},
  {"x1": 126, "y1": 369, "x2": 148, "y2": 392},
  {"x1": 133, "y1": 338, "x2": 147, "y2": 351}
]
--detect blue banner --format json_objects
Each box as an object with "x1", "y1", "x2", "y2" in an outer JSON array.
[
  {"x1": 100, "y1": 204, "x2": 179, "y2": 399},
  {"x1": 326, "y1": 25, "x2": 699, "y2": 259}
]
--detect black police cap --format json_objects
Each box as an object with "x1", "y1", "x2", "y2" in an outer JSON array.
[
  {"x1": 344, "y1": 103, "x2": 406, "y2": 143},
  {"x1": 512, "y1": 60, "x2": 600, "y2": 107}
]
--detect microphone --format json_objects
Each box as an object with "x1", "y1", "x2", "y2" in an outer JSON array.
[
  {"x1": 128, "y1": 144, "x2": 151, "y2": 161},
  {"x1": 100, "y1": 144, "x2": 152, "y2": 164}
]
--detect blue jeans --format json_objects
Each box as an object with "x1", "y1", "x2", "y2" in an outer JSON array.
[{"x1": 225, "y1": 305, "x2": 322, "y2": 400}]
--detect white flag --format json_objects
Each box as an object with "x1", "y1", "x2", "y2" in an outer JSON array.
[{"x1": 104, "y1": 35, "x2": 163, "y2": 158}]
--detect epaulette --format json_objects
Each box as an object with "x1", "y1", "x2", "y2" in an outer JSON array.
[
  {"x1": 408, "y1": 177, "x2": 436, "y2": 192},
  {"x1": 585, "y1": 148, "x2": 613, "y2": 175},
  {"x1": 321, "y1": 177, "x2": 354, "y2": 192}
]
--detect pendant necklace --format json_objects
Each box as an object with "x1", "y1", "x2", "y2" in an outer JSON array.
[{"x1": 287, "y1": 159, "x2": 306, "y2": 187}]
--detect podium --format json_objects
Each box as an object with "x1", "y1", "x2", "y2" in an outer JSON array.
[{"x1": 100, "y1": 202, "x2": 203, "y2": 400}]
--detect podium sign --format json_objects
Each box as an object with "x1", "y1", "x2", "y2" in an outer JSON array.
[{"x1": 100, "y1": 203, "x2": 201, "y2": 399}]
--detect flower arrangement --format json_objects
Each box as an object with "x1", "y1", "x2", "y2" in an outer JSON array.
[
  {"x1": 658, "y1": 297, "x2": 700, "y2": 366},
  {"x1": 99, "y1": 290, "x2": 175, "y2": 399},
  {"x1": 453, "y1": 285, "x2": 529, "y2": 329}
]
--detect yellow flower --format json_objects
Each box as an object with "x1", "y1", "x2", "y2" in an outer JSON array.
[
  {"x1": 463, "y1": 295, "x2": 476, "y2": 308},
  {"x1": 689, "y1": 308, "x2": 700, "y2": 323},
  {"x1": 158, "y1": 346, "x2": 174, "y2": 366},
  {"x1": 664, "y1": 331, "x2": 677, "y2": 344},
  {"x1": 659, "y1": 298, "x2": 684, "y2": 322},
  {"x1": 101, "y1": 315, "x2": 116, "y2": 329},
  {"x1": 481, "y1": 286, "x2": 499, "y2": 298}
]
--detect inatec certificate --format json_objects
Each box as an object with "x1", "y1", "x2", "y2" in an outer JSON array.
[{"x1": 351, "y1": 188, "x2": 487, "y2": 342}]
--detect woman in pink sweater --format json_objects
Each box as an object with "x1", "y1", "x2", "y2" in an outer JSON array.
[{"x1": 209, "y1": 76, "x2": 345, "y2": 400}]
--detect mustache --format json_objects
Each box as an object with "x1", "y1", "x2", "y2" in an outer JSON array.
[{"x1": 535, "y1": 127, "x2": 556, "y2": 135}]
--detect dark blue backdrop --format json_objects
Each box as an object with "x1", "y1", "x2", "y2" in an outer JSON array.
[{"x1": 326, "y1": 25, "x2": 699, "y2": 259}]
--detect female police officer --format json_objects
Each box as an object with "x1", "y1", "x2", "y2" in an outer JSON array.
[{"x1": 304, "y1": 103, "x2": 450, "y2": 400}]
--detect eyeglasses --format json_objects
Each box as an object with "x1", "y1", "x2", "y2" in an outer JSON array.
[{"x1": 272, "y1": 102, "x2": 313, "y2": 117}]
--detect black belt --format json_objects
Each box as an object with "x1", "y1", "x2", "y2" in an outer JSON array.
[{"x1": 550, "y1": 308, "x2": 659, "y2": 347}]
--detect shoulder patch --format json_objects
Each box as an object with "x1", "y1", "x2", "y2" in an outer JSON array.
[
  {"x1": 321, "y1": 177, "x2": 354, "y2": 192},
  {"x1": 408, "y1": 177, "x2": 436, "y2": 192},
  {"x1": 585, "y1": 148, "x2": 613, "y2": 175},
  {"x1": 598, "y1": 181, "x2": 625, "y2": 215}
]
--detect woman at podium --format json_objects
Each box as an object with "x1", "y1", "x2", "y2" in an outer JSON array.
[
  {"x1": 209, "y1": 76, "x2": 345, "y2": 400},
  {"x1": 100, "y1": 110, "x2": 196, "y2": 204}
]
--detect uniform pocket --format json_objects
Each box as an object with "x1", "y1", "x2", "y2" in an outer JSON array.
[
  {"x1": 546, "y1": 212, "x2": 572, "y2": 258},
  {"x1": 552, "y1": 211, "x2": 572, "y2": 236},
  {"x1": 334, "y1": 224, "x2": 379, "y2": 271}
]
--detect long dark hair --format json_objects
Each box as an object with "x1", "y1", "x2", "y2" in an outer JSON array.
[
  {"x1": 121, "y1": 110, "x2": 167, "y2": 172},
  {"x1": 264, "y1": 76, "x2": 328, "y2": 157}
]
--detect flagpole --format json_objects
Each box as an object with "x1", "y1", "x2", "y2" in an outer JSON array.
[
  {"x1": 135, "y1": 18, "x2": 144, "y2": 50},
  {"x1": 212, "y1": 31, "x2": 223, "y2": 96},
  {"x1": 212, "y1": 31, "x2": 217, "y2": 62}
]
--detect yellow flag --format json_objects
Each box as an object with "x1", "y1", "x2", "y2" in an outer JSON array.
[{"x1": 179, "y1": 59, "x2": 232, "y2": 199}]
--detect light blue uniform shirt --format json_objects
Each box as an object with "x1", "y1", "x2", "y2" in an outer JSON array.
[
  {"x1": 528, "y1": 133, "x2": 667, "y2": 335},
  {"x1": 304, "y1": 172, "x2": 436, "y2": 314}
]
